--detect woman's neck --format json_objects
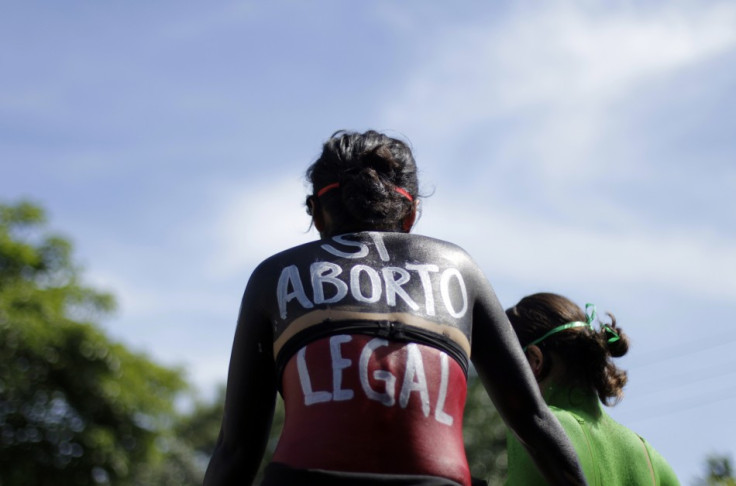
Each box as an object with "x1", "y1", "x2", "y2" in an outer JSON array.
[{"x1": 540, "y1": 381, "x2": 600, "y2": 417}]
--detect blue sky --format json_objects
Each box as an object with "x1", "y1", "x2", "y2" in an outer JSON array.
[{"x1": 2, "y1": 1, "x2": 735, "y2": 482}]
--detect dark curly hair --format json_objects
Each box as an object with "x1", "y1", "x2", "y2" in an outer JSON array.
[
  {"x1": 306, "y1": 130, "x2": 419, "y2": 233},
  {"x1": 506, "y1": 292, "x2": 630, "y2": 406}
]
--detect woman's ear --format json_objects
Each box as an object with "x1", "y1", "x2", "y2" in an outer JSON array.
[
  {"x1": 308, "y1": 197, "x2": 326, "y2": 233},
  {"x1": 525, "y1": 345, "x2": 545, "y2": 379}
]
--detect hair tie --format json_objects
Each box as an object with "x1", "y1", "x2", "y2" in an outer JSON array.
[
  {"x1": 393, "y1": 186, "x2": 414, "y2": 201},
  {"x1": 522, "y1": 302, "x2": 619, "y2": 351},
  {"x1": 584, "y1": 303, "x2": 620, "y2": 344},
  {"x1": 602, "y1": 324, "x2": 621, "y2": 344},
  {"x1": 316, "y1": 182, "x2": 340, "y2": 197},
  {"x1": 316, "y1": 182, "x2": 414, "y2": 201}
]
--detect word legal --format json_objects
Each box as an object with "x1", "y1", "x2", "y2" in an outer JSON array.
[{"x1": 296, "y1": 335, "x2": 456, "y2": 426}]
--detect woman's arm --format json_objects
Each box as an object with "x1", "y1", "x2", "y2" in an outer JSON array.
[
  {"x1": 203, "y1": 272, "x2": 277, "y2": 486},
  {"x1": 470, "y1": 277, "x2": 587, "y2": 486}
]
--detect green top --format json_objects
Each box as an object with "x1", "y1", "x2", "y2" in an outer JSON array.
[{"x1": 505, "y1": 386, "x2": 680, "y2": 486}]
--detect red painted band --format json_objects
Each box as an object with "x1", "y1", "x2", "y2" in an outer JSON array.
[
  {"x1": 273, "y1": 335, "x2": 470, "y2": 485},
  {"x1": 316, "y1": 182, "x2": 414, "y2": 202},
  {"x1": 317, "y1": 182, "x2": 341, "y2": 197}
]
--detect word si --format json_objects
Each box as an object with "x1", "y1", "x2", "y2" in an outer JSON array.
[
  {"x1": 296, "y1": 334, "x2": 455, "y2": 426},
  {"x1": 277, "y1": 233, "x2": 468, "y2": 320}
]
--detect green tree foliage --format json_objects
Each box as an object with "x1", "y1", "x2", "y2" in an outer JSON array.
[
  {"x1": 0, "y1": 201, "x2": 187, "y2": 485},
  {"x1": 464, "y1": 372, "x2": 508, "y2": 486},
  {"x1": 178, "y1": 385, "x2": 287, "y2": 484},
  {"x1": 695, "y1": 454, "x2": 736, "y2": 486},
  {"x1": 175, "y1": 386, "x2": 227, "y2": 468}
]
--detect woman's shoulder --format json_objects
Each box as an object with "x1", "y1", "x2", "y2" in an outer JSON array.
[
  {"x1": 548, "y1": 406, "x2": 588, "y2": 437},
  {"x1": 385, "y1": 231, "x2": 463, "y2": 246},
  {"x1": 639, "y1": 437, "x2": 680, "y2": 485},
  {"x1": 397, "y1": 232, "x2": 476, "y2": 262}
]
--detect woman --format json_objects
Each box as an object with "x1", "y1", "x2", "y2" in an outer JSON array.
[
  {"x1": 505, "y1": 292, "x2": 680, "y2": 485},
  {"x1": 204, "y1": 131, "x2": 587, "y2": 486}
]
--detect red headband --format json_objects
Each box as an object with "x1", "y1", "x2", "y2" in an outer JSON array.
[{"x1": 316, "y1": 182, "x2": 413, "y2": 202}]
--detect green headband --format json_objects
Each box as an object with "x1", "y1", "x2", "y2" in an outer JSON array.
[{"x1": 522, "y1": 303, "x2": 620, "y2": 352}]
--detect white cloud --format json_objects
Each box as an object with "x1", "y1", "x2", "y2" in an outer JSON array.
[
  {"x1": 381, "y1": 2, "x2": 736, "y2": 180},
  {"x1": 421, "y1": 194, "x2": 736, "y2": 302},
  {"x1": 204, "y1": 175, "x2": 317, "y2": 279},
  {"x1": 393, "y1": 2, "x2": 736, "y2": 118},
  {"x1": 86, "y1": 266, "x2": 235, "y2": 321}
]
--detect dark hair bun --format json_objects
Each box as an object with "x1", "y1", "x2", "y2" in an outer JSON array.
[
  {"x1": 600, "y1": 315, "x2": 629, "y2": 358},
  {"x1": 307, "y1": 130, "x2": 419, "y2": 232},
  {"x1": 365, "y1": 145, "x2": 400, "y2": 175}
]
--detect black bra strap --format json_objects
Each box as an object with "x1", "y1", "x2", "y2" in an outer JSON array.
[{"x1": 275, "y1": 319, "x2": 469, "y2": 390}]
